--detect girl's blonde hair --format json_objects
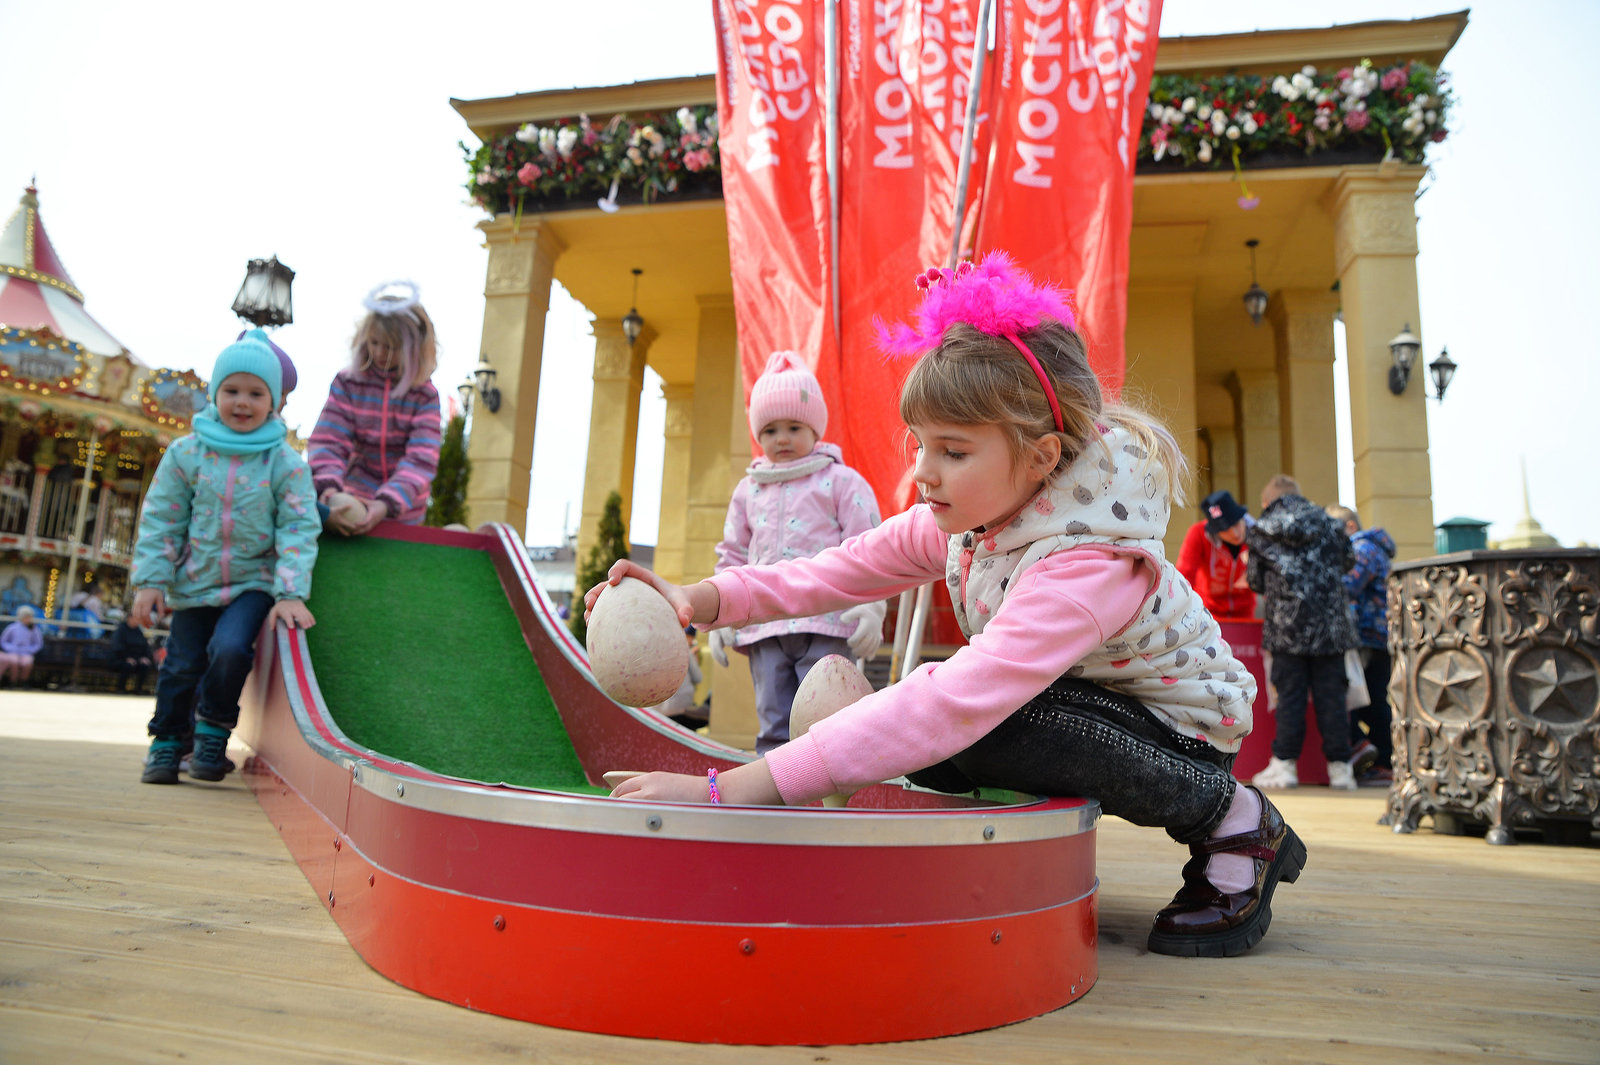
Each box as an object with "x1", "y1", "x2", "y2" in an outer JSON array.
[
  {"x1": 352, "y1": 303, "x2": 438, "y2": 397},
  {"x1": 898, "y1": 319, "x2": 1187, "y2": 506}
]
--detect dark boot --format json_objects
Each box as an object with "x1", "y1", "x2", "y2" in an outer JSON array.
[{"x1": 1147, "y1": 786, "x2": 1307, "y2": 957}]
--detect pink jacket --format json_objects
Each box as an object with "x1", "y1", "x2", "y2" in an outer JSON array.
[
  {"x1": 708, "y1": 506, "x2": 1150, "y2": 805},
  {"x1": 714, "y1": 443, "x2": 880, "y2": 645}
]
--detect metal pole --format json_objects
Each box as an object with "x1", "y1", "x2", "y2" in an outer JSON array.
[
  {"x1": 895, "y1": 0, "x2": 993, "y2": 683},
  {"x1": 946, "y1": 0, "x2": 994, "y2": 270},
  {"x1": 58, "y1": 426, "x2": 100, "y2": 625},
  {"x1": 824, "y1": 0, "x2": 842, "y2": 345}
]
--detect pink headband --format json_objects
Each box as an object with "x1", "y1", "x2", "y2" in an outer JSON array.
[
  {"x1": 1002, "y1": 333, "x2": 1065, "y2": 432},
  {"x1": 875, "y1": 251, "x2": 1076, "y2": 434}
]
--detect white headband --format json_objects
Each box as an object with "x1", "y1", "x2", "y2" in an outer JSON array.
[{"x1": 363, "y1": 280, "x2": 422, "y2": 322}]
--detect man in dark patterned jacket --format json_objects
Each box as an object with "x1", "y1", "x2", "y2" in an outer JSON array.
[{"x1": 1246, "y1": 475, "x2": 1358, "y2": 790}]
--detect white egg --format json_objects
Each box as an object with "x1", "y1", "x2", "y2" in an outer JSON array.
[
  {"x1": 790, "y1": 654, "x2": 874, "y2": 738},
  {"x1": 586, "y1": 577, "x2": 689, "y2": 706}
]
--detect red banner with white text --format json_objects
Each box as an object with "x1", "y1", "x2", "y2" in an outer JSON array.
[
  {"x1": 975, "y1": 0, "x2": 1162, "y2": 397},
  {"x1": 713, "y1": 0, "x2": 836, "y2": 440},
  {"x1": 834, "y1": 0, "x2": 992, "y2": 515}
]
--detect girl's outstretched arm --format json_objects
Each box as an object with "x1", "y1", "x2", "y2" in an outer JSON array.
[
  {"x1": 582, "y1": 559, "x2": 720, "y2": 629},
  {"x1": 610, "y1": 760, "x2": 781, "y2": 806}
]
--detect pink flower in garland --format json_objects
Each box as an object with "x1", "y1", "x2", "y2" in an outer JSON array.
[
  {"x1": 1345, "y1": 110, "x2": 1371, "y2": 132},
  {"x1": 517, "y1": 162, "x2": 542, "y2": 186},
  {"x1": 1381, "y1": 68, "x2": 1407, "y2": 91}
]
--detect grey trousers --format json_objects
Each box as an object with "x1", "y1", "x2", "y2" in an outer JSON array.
[
  {"x1": 746, "y1": 632, "x2": 854, "y2": 755},
  {"x1": 906, "y1": 678, "x2": 1238, "y2": 844}
]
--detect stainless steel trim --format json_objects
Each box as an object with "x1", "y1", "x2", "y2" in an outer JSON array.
[{"x1": 354, "y1": 759, "x2": 1099, "y2": 846}]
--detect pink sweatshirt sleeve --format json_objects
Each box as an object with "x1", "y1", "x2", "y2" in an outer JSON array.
[
  {"x1": 706, "y1": 505, "x2": 950, "y2": 624},
  {"x1": 762, "y1": 547, "x2": 1154, "y2": 806}
]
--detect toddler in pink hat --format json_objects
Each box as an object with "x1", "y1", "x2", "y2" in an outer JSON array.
[{"x1": 710, "y1": 351, "x2": 885, "y2": 753}]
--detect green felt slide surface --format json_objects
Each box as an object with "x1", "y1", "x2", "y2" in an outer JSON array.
[{"x1": 304, "y1": 536, "x2": 606, "y2": 793}]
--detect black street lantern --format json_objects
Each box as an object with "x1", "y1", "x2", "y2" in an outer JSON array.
[
  {"x1": 1241, "y1": 240, "x2": 1267, "y2": 327},
  {"x1": 231, "y1": 256, "x2": 296, "y2": 327},
  {"x1": 474, "y1": 353, "x2": 501, "y2": 413},
  {"x1": 1429, "y1": 346, "x2": 1457, "y2": 401},
  {"x1": 1387, "y1": 322, "x2": 1422, "y2": 394},
  {"x1": 621, "y1": 268, "x2": 644, "y2": 346}
]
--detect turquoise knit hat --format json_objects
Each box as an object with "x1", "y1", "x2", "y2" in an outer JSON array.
[{"x1": 211, "y1": 329, "x2": 284, "y2": 407}]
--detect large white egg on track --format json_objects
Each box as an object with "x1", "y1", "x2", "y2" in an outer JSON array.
[
  {"x1": 790, "y1": 655, "x2": 875, "y2": 738},
  {"x1": 585, "y1": 577, "x2": 689, "y2": 706}
]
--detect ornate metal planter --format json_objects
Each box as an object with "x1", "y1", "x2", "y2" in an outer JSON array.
[{"x1": 1387, "y1": 548, "x2": 1599, "y2": 844}]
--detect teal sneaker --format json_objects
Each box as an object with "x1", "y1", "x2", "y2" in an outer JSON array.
[
  {"x1": 188, "y1": 722, "x2": 233, "y2": 782},
  {"x1": 141, "y1": 738, "x2": 185, "y2": 785}
]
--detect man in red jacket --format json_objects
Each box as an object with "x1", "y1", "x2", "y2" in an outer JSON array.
[{"x1": 1176, "y1": 489, "x2": 1256, "y2": 619}]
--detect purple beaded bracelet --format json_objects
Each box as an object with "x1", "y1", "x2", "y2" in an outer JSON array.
[{"x1": 707, "y1": 768, "x2": 722, "y2": 805}]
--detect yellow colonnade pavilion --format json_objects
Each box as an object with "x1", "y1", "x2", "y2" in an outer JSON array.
[{"x1": 451, "y1": 12, "x2": 1466, "y2": 746}]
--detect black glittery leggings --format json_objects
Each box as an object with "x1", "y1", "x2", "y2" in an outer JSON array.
[{"x1": 905, "y1": 678, "x2": 1238, "y2": 844}]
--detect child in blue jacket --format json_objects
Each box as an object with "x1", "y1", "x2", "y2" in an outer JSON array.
[{"x1": 130, "y1": 331, "x2": 321, "y2": 784}]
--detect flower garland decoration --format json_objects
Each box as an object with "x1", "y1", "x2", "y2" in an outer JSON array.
[
  {"x1": 462, "y1": 106, "x2": 721, "y2": 217},
  {"x1": 1138, "y1": 59, "x2": 1452, "y2": 173},
  {"x1": 462, "y1": 61, "x2": 1452, "y2": 217}
]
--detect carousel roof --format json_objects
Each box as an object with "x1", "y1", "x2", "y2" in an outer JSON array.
[{"x1": 0, "y1": 185, "x2": 142, "y2": 365}]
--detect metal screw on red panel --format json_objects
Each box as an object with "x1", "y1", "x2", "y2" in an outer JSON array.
[
  {"x1": 395, "y1": 783, "x2": 405, "y2": 797},
  {"x1": 991, "y1": 930, "x2": 1002, "y2": 944},
  {"x1": 493, "y1": 916, "x2": 506, "y2": 931},
  {"x1": 982, "y1": 825, "x2": 996, "y2": 840},
  {"x1": 645, "y1": 815, "x2": 663, "y2": 831},
  {"x1": 739, "y1": 939, "x2": 755, "y2": 955}
]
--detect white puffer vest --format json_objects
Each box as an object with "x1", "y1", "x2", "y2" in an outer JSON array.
[{"x1": 946, "y1": 426, "x2": 1255, "y2": 752}]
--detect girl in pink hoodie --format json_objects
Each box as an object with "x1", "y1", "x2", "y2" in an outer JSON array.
[
  {"x1": 586, "y1": 254, "x2": 1306, "y2": 959},
  {"x1": 709, "y1": 350, "x2": 884, "y2": 753}
]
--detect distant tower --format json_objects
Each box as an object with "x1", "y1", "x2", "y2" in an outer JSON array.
[{"x1": 1496, "y1": 457, "x2": 1560, "y2": 549}]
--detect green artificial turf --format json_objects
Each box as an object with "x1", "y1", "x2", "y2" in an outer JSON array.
[{"x1": 304, "y1": 536, "x2": 605, "y2": 794}]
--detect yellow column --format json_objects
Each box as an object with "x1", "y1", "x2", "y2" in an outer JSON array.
[
  {"x1": 1227, "y1": 370, "x2": 1282, "y2": 511},
  {"x1": 1126, "y1": 284, "x2": 1197, "y2": 560},
  {"x1": 683, "y1": 296, "x2": 758, "y2": 750},
  {"x1": 1269, "y1": 289, "x2": 1341, "y2": 506},
  {"x1": 466, "y1": 217, "x2": 564, "y2": 536},
  {"x1": 1330, "y1": 165, "x2": 1434, "y2": 560},
  {"x1": 576, "y1": 320, "x2": 653, "y2": 561},
  {"x1": 652, "y1": 382, "x2": 694, "y2": 585},
  {"x1": 1205, "y1": 426, "x2": 1240, "y2": 503}
]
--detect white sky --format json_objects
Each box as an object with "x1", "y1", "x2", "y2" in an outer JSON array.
[{"x1": 4, "y1": 1, "x2": 1596, "y2": 548}]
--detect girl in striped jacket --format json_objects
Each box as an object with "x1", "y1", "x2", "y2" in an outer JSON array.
[{"x1": 309, "y1": 281, "x2": 442, "y2": 533}]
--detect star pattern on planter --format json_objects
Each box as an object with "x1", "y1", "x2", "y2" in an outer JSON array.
[
  {"x1": 1416, "y1": 650, "x2": 1485, "y2": 720},
  {"x1": 1510, "y1": 647, "x2": 1598, "y2": 725}
]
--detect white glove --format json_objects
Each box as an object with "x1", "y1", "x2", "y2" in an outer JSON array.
[
  {"x1": 840, "y1": 601, "x2": 886, "y2": 661},
  {"x1": 708, "y1": 626, "x2": 736, "y2": 668}
]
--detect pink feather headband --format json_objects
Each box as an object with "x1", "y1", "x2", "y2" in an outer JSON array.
[{"x1": 874, "y1": 251, "x2": 1076, "y2": 432}]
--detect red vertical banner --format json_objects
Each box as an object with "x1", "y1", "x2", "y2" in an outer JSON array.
[
  {"x1": 714, "y1": 0, "x2": 836, "y2": 424},
  {"x1": 833, "y1": 0, "x2": 991, "y2": 515},
  {"x1": 976, "y1": 0, "x2": 1163, "y2": 397}
]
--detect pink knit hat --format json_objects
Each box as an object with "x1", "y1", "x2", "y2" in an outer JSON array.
[{"x1": 747, "y1": 350, "x2": 828, "y2": 440}]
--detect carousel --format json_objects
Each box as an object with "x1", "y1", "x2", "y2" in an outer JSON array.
[{"x1": 0, "y1": 184, "x2": 209, "y2": 632}]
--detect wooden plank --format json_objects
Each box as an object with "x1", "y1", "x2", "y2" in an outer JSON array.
[{"x1": 1, "y1": 693, "x2": 1597, "y2": 1065}]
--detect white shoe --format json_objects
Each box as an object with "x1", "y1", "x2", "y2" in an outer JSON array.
[
  {"x1": 1253, "y1": 756, "x2": 1299, "y2": 789},
  {"x1": 1327, "y1": 760, "x2": 1357, "y2": 790}
]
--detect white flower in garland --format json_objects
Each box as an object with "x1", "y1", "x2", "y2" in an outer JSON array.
[
  {"x1": 514, "y1": 123, "x2": 538, "y2": 144},
  {"x1": 1182, "y1": 96, "x2": 1197, "y2": 113},
  {"x1": 1197, "y1": 140, "x2": 1213, "y2": 163},
  {"x1": 556, "y1": 128, "x2": 578, "y2": 159}
]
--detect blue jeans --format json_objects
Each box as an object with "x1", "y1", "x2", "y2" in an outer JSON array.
[{"x1": 146, "y1": 590, "x2": 274, "y2": 738}]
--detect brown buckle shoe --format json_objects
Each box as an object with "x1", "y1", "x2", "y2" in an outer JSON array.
[{"x1": 1147, "y1": 785, "x2": 1308, "y2": 957}]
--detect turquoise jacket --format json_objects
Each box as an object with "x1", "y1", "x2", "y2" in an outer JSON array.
[{"x1": 130, "y1": 435, "x2": 321, "y2": 610}]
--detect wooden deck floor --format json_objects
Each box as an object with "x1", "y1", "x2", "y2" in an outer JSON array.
[{"x1": 2, "y1": 691, "x2": 1596, "y2": 1065}]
